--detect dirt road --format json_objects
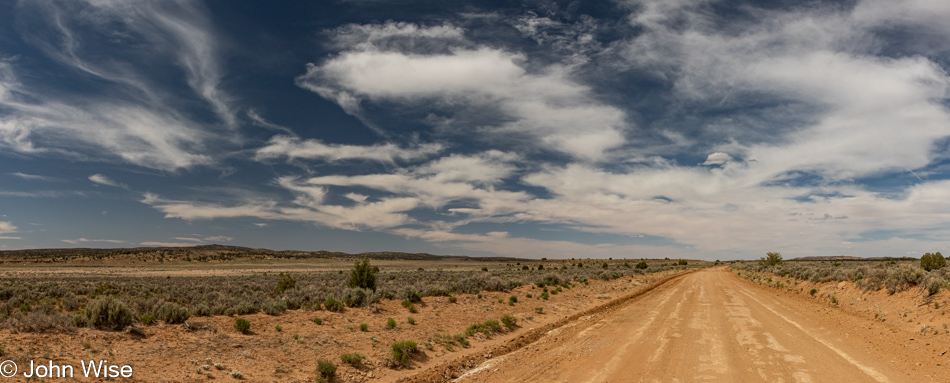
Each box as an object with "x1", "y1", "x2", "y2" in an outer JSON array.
[{"x1": 458, "y1": 268, "x2": 929, "y2": 383}]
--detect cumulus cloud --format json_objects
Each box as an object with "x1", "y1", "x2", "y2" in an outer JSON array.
[
  {"x1": 0, "y1": 221, "x2": 17, "y2": 234},
  {"x1": 297, "y1": 22, "x2": 628, "y2": 161},
  {"x1": 700, "y1": 152, "x2": 732, "y2": 166},
  {"x1": 140, "y1": 1, "x2": 950, "y2": 259}
]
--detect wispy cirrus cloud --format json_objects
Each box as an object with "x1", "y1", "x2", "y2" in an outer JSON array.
[
  {"x1": 9, "y1": 172, "x2": 59, "y2": 181},
  {"x1": 140, "y1": 241, "x2": 200, "y2": 247},
  {"x1": 255, "y1": 135, "x2": 443, "y2": 163},
  {"x1": 88, "y1": 174, "x2": 127, "y2": 189},
  {"x1": 0, "y1": 0, "x2": 234, "y2": 171},
  {"x1": 61, "y1": 238, "x2": 126, "y2": 245}
]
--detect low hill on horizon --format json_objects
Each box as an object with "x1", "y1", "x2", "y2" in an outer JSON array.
[{"x1": 0, "y1": 244, "x2": 530, "y2": 264}]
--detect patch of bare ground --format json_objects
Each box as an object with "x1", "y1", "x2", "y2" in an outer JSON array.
[{"x1": 0, "y1": 269, "x2": 689, "y2": 382}]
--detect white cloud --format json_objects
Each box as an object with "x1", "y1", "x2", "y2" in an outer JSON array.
[
  {"x1": 0, "y1": 236, "x2": 21, "y2": 240},
  {"x1": 143, "y1": 191, "x2": 419, "y2": 231},
  {"x1": 297, "y1": 22, "x2": 629, "y2": 161},
  {"x1": 0, "y1": 221, "x2": 16, "y2": 235},
  {"x1": 700, "y1": 152, "x2": 733, "y2": 166},
  {"x1": 61, "y1": 238, "x2": 125, "y2": 245},
  {"x1": 174, "y1": 237, "x2": 204, "y2": 243},
  {"x1": 140, "y1": 241, "x2": 198, "y2": 247},
  {"x1": 88, "y1": 174, "x2": 126, "y2": 188},
  {"x1": 0, "y1": 0, "x2": 232, "y2": 171},
  {"x1": 204, "y1": 236, "x2": 233, "y2": 242},
  {"x1": 140, "y1": 3, "x2": 950, "y2": 259},
  {"x1": 10, "y1": 172, "x2": 57, "y2": 181},
  {"x1": 255, "y1": 135, "x2": 442, "y2": 163}
]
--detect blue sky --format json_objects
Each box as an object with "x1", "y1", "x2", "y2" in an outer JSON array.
[{"x1": 1, "y1": 0, "x2": 949, "y2": 260}]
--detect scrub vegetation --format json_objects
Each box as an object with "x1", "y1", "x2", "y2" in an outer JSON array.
[
  {"x1": 0, "y1": 246, "x2": 702, "y2": 333},
  {"x1": 733, "y1": 252, "x2": 949, "y2": 296}
]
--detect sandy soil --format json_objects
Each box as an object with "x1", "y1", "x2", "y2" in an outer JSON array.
[
  {"x1": 455, "y1": 268, "x2": 944, "y2": 383},
  {"x1": 0, "y1": 269, "x2": 686, "y2": 382}
]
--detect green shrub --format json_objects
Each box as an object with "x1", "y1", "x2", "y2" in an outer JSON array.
[
  {"x1": 317, "y1": 360, "x2": 336, "y2": 379},
  {"x1": 402, "y1": 288, "x2": 422, "y2": 303},
  {"x1": 386, "y1": 317, "x2": 397, "y2": 329},
  {"x1": 448, "y1": 296, "x2": 457, "y2": 303},
  {"x1": 72, "y1": 313, "x2": 88, "y2": 327},
  {"x1": 501, "y1": 313, "x2": 517, "y2": 328},
  {"x1": 401, "y1": 300, "x2": 417, "y2": 313},
  {"x1": 85, "y1": 296, "x2": 133, "y2": 331},
  {"x1": 926, "y1": 278, "x2": 942, "y2": 296},
  {"x1": 391, "y1": 341, "x2": 418, "y2": 368},
  {"x1": 535, "y1": 307, "x2": 543, "y2": 314},
  {"x1": 508, "y1": 295, "x2": 517, "y2": 304},
  {"x1": 262, "y1": 299, "x2": 288, "y2": 315},
  {"x1": 408, "y1": 317, "x2": 416, "y2": 325},
  {"x1": 481, "y1": 267, "x2": 488, "y2": 271},
  {"x1": 140, "y1": 313, "x2": 155, "y2": 326},
  {"x1": 155, "y1": 302, "x2": 190, "y2": 324},
  {"x1": 677, "y1": 260, "x2": 688, "y2": 266},
  {"x1": 348, "y1": 258, "x2": 377, "y2": 291},
  {"x1": 275, "y1": 325, "x2": 283, "y2": 332},
  {"x1": 234, "y1": 318, "x2": 251, "y2": 334},
  {"x1": 313, "y1": 317, "x2": 323, "y2": 325},
  {"x1": 809, "y1": 289, "x2": 817, "y2": 296},
  {"x1": 274, "y1": 273, "x2": 297, "y2": 295},
  {"x1": 340, "y1": 353, "x2": 364, "y2": 367},
  {"x1": 635, "y1": 261, "x2": 648, "y2": 269},
  {"x1": 324, "y1": 298, "x2": 344, "y2": 312},
  {"x1": 342, "y1": 287, "x2": 370, "y2": 307},
  {"x1": 921, "y1": 252, "x2": 946, "y2": 271}
]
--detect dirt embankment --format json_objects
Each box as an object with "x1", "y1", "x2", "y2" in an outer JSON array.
[{"x1": 735, "y1": 268, "x2": 950, "y2": 335}]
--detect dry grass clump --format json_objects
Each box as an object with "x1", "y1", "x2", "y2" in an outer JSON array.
[{"x1": 390, "y1": 341, "x2": 419, "y2": 368}]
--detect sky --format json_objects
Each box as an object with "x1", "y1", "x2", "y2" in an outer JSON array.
[{"x1": 1, "y1": 0, "x2": 949, "y2": 260}]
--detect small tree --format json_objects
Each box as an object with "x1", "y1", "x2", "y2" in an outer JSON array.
[
  {"x1": 760, "y1": 252, "x2": 783, "y2": 267},
  {"x1": 921, "y1": 252, "x2": 946, "y2": 271},
  {"x1": 348, "y1": 257, "x2": 377, "y2": 291}
]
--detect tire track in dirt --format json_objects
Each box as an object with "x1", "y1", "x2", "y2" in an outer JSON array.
[{"x1": 395, "y1": 270, "x2": 697, "y2": 383}]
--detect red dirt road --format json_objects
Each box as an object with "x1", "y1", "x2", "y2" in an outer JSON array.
[{"x1": 457, "y1": 268, "x2": 934, "y2": 383}]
